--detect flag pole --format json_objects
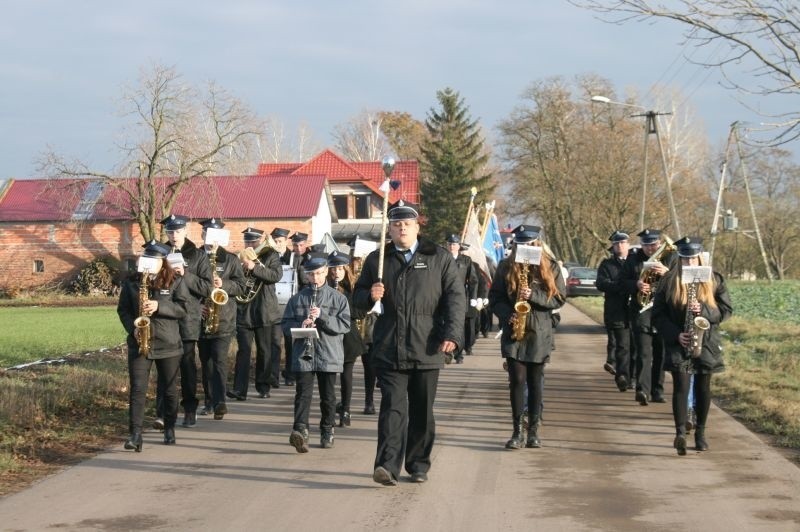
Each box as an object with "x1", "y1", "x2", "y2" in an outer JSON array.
[
  {"x1": 480, "y1": 200, "x2": 494, "y2": 242},
  {"x1": 369, "y1": 155, "x2": 396, "y2": 315},
  {"x1": 460, "y1": 187, "x2": 478, "y2": 242}
]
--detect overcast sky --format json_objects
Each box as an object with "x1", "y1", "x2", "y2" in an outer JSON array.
[{"x1": 1, "y1": 0, "x2": 794, "y2": 179}]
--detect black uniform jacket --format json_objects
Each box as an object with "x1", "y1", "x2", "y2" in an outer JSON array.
[
  {"x1": 455, "y1": 254, "x2": 480, "y2": 318},
  {"x1": 336, "y1": 279, "x2": 368, "y2": 363},
  {"x1": 202, "y1": 247, "x2": 247, "y2": 338},
  {"x1": 236, "y1": 248, "x2": 283, "y2": 328},
  {"x1": 652, "y1": 271, "x2": 732, "y2": 374},
  {"x1": 489, "y1": 259, "x2": 566, "y2": 363},
  {"x1": 596, "y1": 254, "x2": 629, "y2": 328},
  {"x1": 117, "y1": 274, "x2": 189, "y2": 359},
  {"x1": 353, "y1": 237, "x2": 466, "y2": 370},
  {"x1": 621, "y1": 247, "x2": 677, "y2": 329},
  {"x1": 170, "y1": 238, "x2": 213, "y2": 342}
]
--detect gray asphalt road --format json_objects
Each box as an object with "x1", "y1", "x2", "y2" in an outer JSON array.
[{"x1": 1, "y1": 304, "x2": 798, "y2": 531}]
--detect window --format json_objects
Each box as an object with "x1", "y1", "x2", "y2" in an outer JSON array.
[
  {"x1": 33, "y1": 260, "x2": 44, "y2": 273},
  {"x1": 333, "y1": 195, "x2": 348, "y2": 219},
  {"x1": 125, "y1": 258, "x2": 137, "y2": 272},
  {"x1": 355, "y1": 195, "x2": 370, "y2": 219}
]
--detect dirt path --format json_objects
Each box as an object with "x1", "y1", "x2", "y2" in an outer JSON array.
[{"x1": 0, "y1": 304, "x2": 798, "y2": 531}]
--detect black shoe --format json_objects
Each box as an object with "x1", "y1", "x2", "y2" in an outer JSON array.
[
  {"x1": 363, "y1": 403, "x2": 376, "y2": 415},
  {"x1": 124, "y1": 431, "x2": 143, "y2": 452},
  {"x1": 410, "y1": 472, "x2": 428, "y2": 483},
  {"x1": 321, "y1": 430, "x2": 334, "y2": 449},
  {"x1": 603, "y1": 362, "x2": 616, "y2": 376},
  {"x1": 152, "y1": 418, "x2": 165, "y2": 431},
  {"x1": 695, "y1": 429, "x2": 709, "y2": 451},
  {"x1": 258, "y1": 391, "x2": 270, "y2": 398},
  {"x1": 182, "y1": 411, "x2": 197, "y2": 428},
  {"x1": 651, "y1": 394, "x2": 666, "y2": 403},
  {"x1": 615, "y1": 374, "x2": 628, "y2": 392},
  {"x1": 339, "y1": 411, "x2": 351, "y2": 427},
  {"x1": 268, "y1": 376, "x2": 280, "y2": 389},
  {"x1": 198, "y1": 405, "x2": 213, "y2": 416},
  {"x1": 163, "y1": 427, "x2": 176, "y2": 445},
  {"x1": 213, "y1": 404, "x2": 227, "y2": 420},
  {"x1": 525, "y1": 426, "x2": 541, "y2": 448},
  {"x1": 373, "y1": 466, "x2": 397, "y2": 486},
  {"x1": 627, "y1": 379, "x2": 635, "y2": 390},
  {"x1": 290, "y1": 429, "x2": 309, "y2": 453},
  {"x1": 674, "y1": 434, "x2": 687, "y2": 456},
  {"x1": 635, "y1": 391, "x2": 649, "y2": 406},
  {"x1": 226, "y1": 390, "x2": 247, "y2": 401},
  {"x1": 455, "y1": 357, "x2": 464, "y2": 364}
]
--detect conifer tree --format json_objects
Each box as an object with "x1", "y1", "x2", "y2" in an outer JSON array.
[{"x1": 419, "y1": 88, "x2": 494, "y2": 241}]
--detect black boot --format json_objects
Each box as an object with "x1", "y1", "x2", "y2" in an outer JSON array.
[
  {"x1": 363, "y1": 401, "x2": 376, "y2": 415},
  {"x1": 525, "y1": 419, "x2": 541, "y2": 448},
  {"x1": 695, "y1": 426, "x2": 709, "y2": 451},
  {"x1": 674, "y1": 430, "x2": 688, "y2": 456},
  {"x1": 163, "y1": 427, "x2": 176, "y2": 445},
  {"x1": 321, "y1": 428, "x2": 335, "y2": 449},
  {"x1": 505, "y1": 415, "x2": 525, "y2": 450},
  {"x1": 182, "y1": 411, "x2": 196, "y2": 428},
  {"x1": 124, "y1": 430, "x2": 143, "y2": 452},
  {"x1": 339, "y1": 410, "x2": 351, "y2": 427}
]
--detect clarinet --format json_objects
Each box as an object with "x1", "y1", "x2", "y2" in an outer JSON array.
[{"x1": 301, "y1": 284, "x2": 319, "y2": 361}]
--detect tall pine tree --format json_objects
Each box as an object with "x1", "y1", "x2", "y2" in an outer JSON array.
[{"x1": 419, "y1": 88, "x2": 494, "y2": 242}]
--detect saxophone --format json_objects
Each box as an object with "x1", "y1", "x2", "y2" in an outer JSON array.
[
  {"x1": 133, "y1": 271, "x2": 152, "y2": 357},
  {"x1": 637, "y1": 236, "x2": 676, "y2": 311},
  {"x1": 511, "y1": 262, "x2": 531, "y2": 341},
  {"x1": 203, "y1": 245, "x2": 229, "y2": 334},
  {"x1": 684, "y1": 280, "x2": 710, "y2": 358}
]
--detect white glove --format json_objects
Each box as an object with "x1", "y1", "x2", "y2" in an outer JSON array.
[
  {"x1": 475, "y1": 299, "x2": 484, "y2": 310},
  {"x1": 469, "y1": 298, "x2": 478, "y2": 308},
  {"x1": 483, "y1": 298, "x2": 489, "y2": 307}
]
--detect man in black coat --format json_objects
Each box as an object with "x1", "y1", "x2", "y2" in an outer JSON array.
[
  {"x1": 596, "y1": 230, "x2": 632, "y2": 392},
  {"x1": 155, "y1": 214, "x2": 213, "y2": 429},
  {"x1": 229, "y1": 227, "x2": 283, "y2": 401},
  {"x1": 620, "y1": 228, "x2": 676, "y2": 405},
  {"x1": 197, "y1": 218, "x2": 247, "y2": 420},
  {"x1": 354, "y1": 200, "x2": 465, "y2": 486},
  {"x1": 445, "y1": 234, "x2": 479, "y2": 364},
  {"x1": 269, "y1": 227, "x2": 292, "y2": 388}
]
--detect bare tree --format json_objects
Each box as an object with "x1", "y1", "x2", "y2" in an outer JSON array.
[
  {"x1": 332, "y1": 110, "x2": 389, "y2": 162},
  {"x1": 570, "y1": 0, "x2": 800, "y2": 144},
  {"x1": 38, "y1": 63, "x2": 262, "y2": 242},
  {"x1": 379, "y1": 111, "x2": 429, "y2": 161}
]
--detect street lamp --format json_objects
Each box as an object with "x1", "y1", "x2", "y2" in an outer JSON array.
[{"x1": 591, "y1": 95, "x2": 681, "y2": 236}]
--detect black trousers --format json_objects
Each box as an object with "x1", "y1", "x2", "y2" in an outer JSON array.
[
  {"x1": 464, "y1": 316, "x2": 476, "y2": 351},
  {"x1": 339, "y1": 360, "x2": 355, "y2": 411},
  {"x1": 198, "y1": 335, "x2": 232, "y2": 409},
  {"x1": 374, "y1": 367, "x2": 439, "y2": 479},
  {"x1": 269, "y1": 323, "x2": 282, "y2": 386},
  {"x1": 607, "y1": 326, "x2": 631, "y2": 378},
  {"x1": 361, "y1": 350, "x2": 376, "y2": 406},
  {"x1": 282, "y1": 333, "x2": 296, "y2": 383},
  {"x1": 480, "y1": 308, "x2": 493, "y2": 334},
  {"x1": 293, "y1": 371, "x2": 337, "y2": 432},
  {"x1": 233, "y1": 325, "x2": 274, "y2": 396},
  {"x1": 128, "y1": 353, "x2": 180, "y2": 432},
  {"x1": 155, "y1": 340, "x2": 199, "y2": 417},
  {"x1": 633, "y1": 327, "x2": 664, "y2": 398}
]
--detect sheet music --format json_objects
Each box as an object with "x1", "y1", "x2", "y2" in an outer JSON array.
[
  {"x1": 515, "y1": 245, "x2": 542, "y2": 265},
  {"x1": 681, "y1": 265, "x2": 712, "y2": 284},
  {"x1": 204, "y1": 227, "x2": 230, "y2": 246},
  {"x1": 290, "y1": 327, "x2": 319, "y2": 339}
]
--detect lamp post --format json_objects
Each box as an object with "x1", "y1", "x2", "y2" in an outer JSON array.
[{"x1": 591, "y1": 96, "x2": 681, "y2": 236}]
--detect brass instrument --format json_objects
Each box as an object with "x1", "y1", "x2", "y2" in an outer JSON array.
[
  {"x1": 204, "y1": 245, "x2": 229, "y2": 334},
  {"x1": 685, "y1": 280, "x2": 711, "y2": 358},
  {"x1": 133, "y1": 270, "x2": 152, "y2": 357},
  {"x1": 637, "y1": 236, "x2": 676, "y2": 311},
  {"x1": 511, "y1": 262, "x2": 532, "y2": 341},
  {"x1": 301, "y1": 285, "x2": 319, "y2": 361},
  {"x1": 235, "y1": 240, "x2": 273, "y2": 304}
]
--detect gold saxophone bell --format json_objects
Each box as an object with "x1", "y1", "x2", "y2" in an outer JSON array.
[
  {"x1": 690, "y1": 316, "x2": 711, "y2": 358},
  {"x1": 210, "y1": 287, "x2": 229, "y2": 305},
  {"x1": 514, "y1": 300, "x2": 532, "y2": 314}
]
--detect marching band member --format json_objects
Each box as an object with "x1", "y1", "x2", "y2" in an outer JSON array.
[
  {"x1": 117, "y1": 241, "x2": 189, "y2": 450},
  {"x1": 269, "y1": 227, "x2": 292, "y2": 388},
  {"x1": 283, "y1": 255, "x2": 350, "y2": 452},
  {"x1": 621, "y1": 229, "x2": 676, "y2": 405},
  {"x1": 197, "y1": 218, "x2": 246, "y2": 420},
  {"x1": 353, "y1": 200, "x2": 465, "y2": 485},
  {"x1": 596, "y1": 230, "x2": 632, "y2": 391},
  {"x1": 488, "y1": 225, "x2": 565, "y2": 450},
  {"x1": 445, "y1": 234, "x2": 479, "y2": 364},
  {"x1": 229, "y1": 227, "x2": 283, "y2": 400},
  {"x1": 327, "y1": 250, "x2": 368, "y2": 428},
  {"x1": 652, "y1": 237, "x2": 732, "y2": 455}
]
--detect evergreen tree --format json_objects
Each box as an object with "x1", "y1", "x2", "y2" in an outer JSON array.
[{"x1": 419, "y1": 88, "x2": 494, "y2": 242}]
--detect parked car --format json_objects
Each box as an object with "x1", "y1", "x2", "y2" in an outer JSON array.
[{"x1": 566, "y1": 267, "x2": 600, "y2": 297}]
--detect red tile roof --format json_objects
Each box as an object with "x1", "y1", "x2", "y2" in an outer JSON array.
[
  {"x1": 256, "y1": 149, "x2": 420, "y2": 204},
  {"x1": 0, "y1": 175, "x2": 328, "y2": 222}
]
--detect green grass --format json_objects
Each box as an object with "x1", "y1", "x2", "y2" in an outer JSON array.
[{"x1": 0, "y1": 307, "x2": 124, "y2": 367}]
